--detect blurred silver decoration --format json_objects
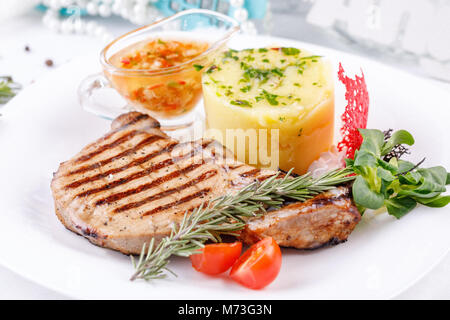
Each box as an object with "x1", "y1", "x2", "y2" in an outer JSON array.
[
  {"x1": 36, "y1": 0, "x2": 263, "y2": 42},
  {"x1": 268, "y1": 0, "x2": 450, "y2": 82}
]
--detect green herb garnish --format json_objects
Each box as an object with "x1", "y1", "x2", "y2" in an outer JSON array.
[
  {"x1": 167, "y1": 81, "x2": 181, "y2": 87},
  {"x1": 223, "y1": 49, "x2": 239, "y2": 61},
  {"x1": 129, "y1": 127, "x2": 449, "y2": 283},
  {"x1": 230, "y1": 99, "x2": 252, "y2": 107},
  {"x1": 208, "y1": 77, "x2": 219, "y2": 84},
  {"x1": 240, "y1": 85, "x2": 252, "y2": 93},
  {"x1": 281, "y1": 47, "x2": 300, "y2": 55},
  {"x1": 300, "y1": 55, "x2": 322, "y2": 61},
  {"x1": 271, "y1": 68, "x2": 284, "y2": 77},
  {"x1": 241, "y1": 67, "x2": 270, "y2": 83},
  {"x1": 347, "y1": 129, "x2": 450, "y2": 217},
  {"x1": 261, "y1": 90, "x2": 279, "y2": 106},
  {"x1": 244, "y1": 55, "x2": 255, "y2": 62},
  {"x1": 206, "y1": 65, "x2": 218, "y2": 74},
  {"x1": 193, "y1": 64, "x2": 204, "y2": 71},
  {"x1": 0, "y1": 76, "x2": 21, "y2": 105},
  {"x1": 130, "y1": 168, "x2": 355, "y2": 281},
  {"x1": 240, "y1": 61, "x2": 250, "y2": 70}
]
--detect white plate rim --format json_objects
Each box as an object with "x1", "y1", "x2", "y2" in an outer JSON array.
[{"x1": 1, "y1": 34, "x2": 449, "y2": 300}]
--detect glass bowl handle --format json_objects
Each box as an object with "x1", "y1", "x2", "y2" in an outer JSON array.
[{"x1": 78, "y1": 73, "x2": 126, "y2": 120}]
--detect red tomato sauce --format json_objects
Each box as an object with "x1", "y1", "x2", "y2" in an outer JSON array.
[{"x1": 107, "y1": 38, "x2": 209, "y2": 118}]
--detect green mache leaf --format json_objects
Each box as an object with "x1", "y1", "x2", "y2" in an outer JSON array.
[
  {"x1": 345, "y1": 158, "x2": 354, "y2": 167},
  {"x1": 356, "y1": 204, "x2": 366, "y2": 215},
  {"x1": 381, "y1": 130, "x2": 415, "y2": 156},
  {"x1": 385, "y1": 197, "x2": 417, "y2": 219},
  {"x1": 385, "y1": 186, "x2": 395, "y2": 198},
  {"x1": 388, "y1": 157, "x2": 399, "y2": 168},
  {"x1": 417, "y1": 166, "x2": 448, "y2": 188},
  {"x1": 358, "y1": 129, "x2": 385, "y2": 156},
  {"x1": 398, "y1": 166, "x2": 447, "y2": 198},
  {"x1": 377, "y1": 166, "x2": 396, "y2": 198},
  {"x1": 377, "y1": 158, "x2": 399, "y2": 174},
  {"x1": 352, "y1": 175, "x2": 385, "y2": 209},
  {"x1": 350, "y1": 127, "x2": 448, "y2": 215},
  {"x1": 354, "y1": 150, "x2": 378, "y2": 169},
  {"x1": 377, "y1": 167, "x2": 395, "y2": 182},
  {"x1": 398, "y1": 171, "x2": 422, "y2": 185},
  {"x1": 416, "y1": 195, "x2": 450, "y2": 208},
  {"x1": 397, "y1": 160, "x2": 415, "y2": 174},
  {"x1": 399, "y1": 189, "x2": 442, "y2": 200},
  {"x1": 367, "y1": 166, "x2": 382, "y2": 192},
  {"x1": 380, "y1": 179, "x2": 393, "y2": 198}
]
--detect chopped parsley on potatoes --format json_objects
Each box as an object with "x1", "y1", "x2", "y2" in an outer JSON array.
[{"x1": 202, "y1": 47, "x2": 335, "y2": 174}]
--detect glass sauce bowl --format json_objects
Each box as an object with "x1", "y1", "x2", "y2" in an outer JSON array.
[{"x1": 78, "y1": 9, "x2": 240, "y2": 129}]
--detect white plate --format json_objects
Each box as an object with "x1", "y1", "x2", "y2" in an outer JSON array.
[{"x1": 1, "y1": 35, "x2": 449, "y2": 300}]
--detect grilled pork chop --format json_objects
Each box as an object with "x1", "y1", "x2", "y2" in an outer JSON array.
[
  {"x1": 240, "y1": 186, "x2": 361, "y2": 249},
  {"x1": 51, "y1": 112, "x2": 360, "y2": 254}
]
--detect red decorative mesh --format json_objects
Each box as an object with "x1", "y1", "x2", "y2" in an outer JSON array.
[{"x1": 337, "y1": 63, "x2": 369, "y2": 159}]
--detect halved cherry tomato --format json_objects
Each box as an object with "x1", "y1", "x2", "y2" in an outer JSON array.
[
  {"x1": 230, "y1": 237, "x2": 282, "y2": 290},
  {"x1": 190, "y1": 242, "x2": 242, "y2": 275}
]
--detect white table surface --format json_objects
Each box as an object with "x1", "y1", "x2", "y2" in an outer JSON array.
[{"x1": 0, "y1": 10, "x2": 449, "y2": 300}]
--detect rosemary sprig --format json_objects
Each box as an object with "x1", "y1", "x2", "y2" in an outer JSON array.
[
  {"x1": 130, "y1": 167, "x2": 355, "y2": 281},
  {"x1": 0, "y1": 76, "x2": 21, "y2": 105}
]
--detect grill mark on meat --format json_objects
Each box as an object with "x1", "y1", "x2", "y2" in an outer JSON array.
[
  {"x1": 76, "y1": 158, "x2": 171, "y2": 198},
  {"x1": 239, "y1": 168, "x2": 261, "y2": 178},
  {"x1": 73, "y1": 140, "x2": 214, "y2": 198},
  {"x1": 142, "y1": 188, "x2": 211, "y2": 217},
  {"x1": 116, "y1": 113, "x2": 150, "y2": 129},
  {"x1": 66, "y1": 139, "x2": 213, "y2": 190},
  {"x1": 257, "y1": 173, "x2": 279, "y2": 181},
  {"x1": 67, "y1": 135, "x2": 164, "y2": 176},
  {"x1": 227, "y1": 164, "x2": 244, "y2": 170},
  {"x1": 73, "y1": 130, "x2": 144, "y2": 164},
  {"x1": 257, "y1": 174, "x2": 272, "y2": 180},
  {"x1": 309, "y1": 192, "x2": 348, "y2": 208},
  {"x1": 95, "y1": 161, "x2": 205, "y2": 206},
  {"x1": 65, "y1": 141, "x2": 179, "y2": 190},
  {"x1": 52, "y1": 112, "x2": 362, "y2": 255},
  {"x1": 71, "y1": 113, "x2": 158, "y2": 165},
  {"x1": 114, "y1": 169, "x2": 217, "y2": 214}
]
